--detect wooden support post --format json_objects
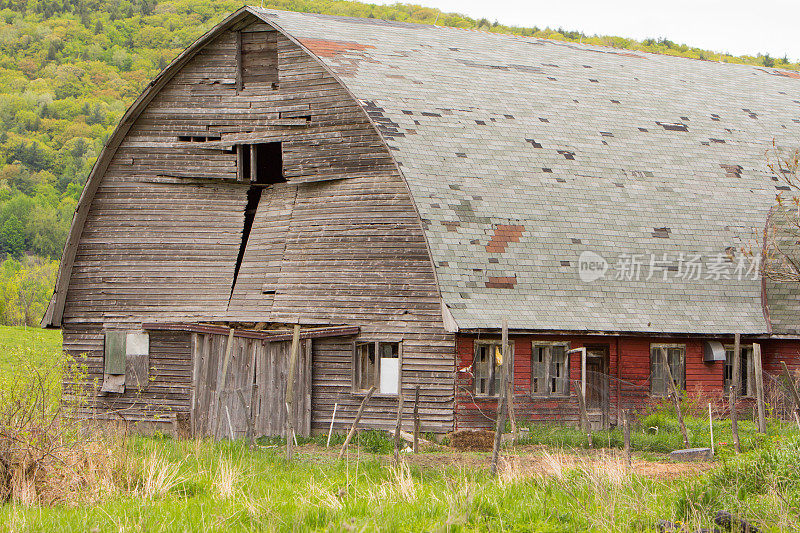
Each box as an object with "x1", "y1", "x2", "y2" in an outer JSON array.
[
  {"x1": 338, "y1": 386, "x2": 376, "y2": 460},
  {"x1": 235, "y1": 30, "x2": 243, "y2": 93},
  {"x1": 326, "y1": 402, "x2": 338, "y2": 448},
  {"x1": 662, "y1": 348, "x2": 689, "y2": 448},
  {"x1": 285, "y1": 324, "x2": 301, "y2": 461},
  {"x1": 393, "y1": 387, "x2": 404, "y2": 465},
  {"x1": 730, "y1": 333, "x2": 741, "y2": 453},
  {"x1": 573, "y1": 379, "x2": 592, "y2": 447},
  {"x1": 413, "y1": 385, "x2": 420, "y2": 454},
  {"x1": 212, "y1": 328, "x2": 235, "y2": 437},
  {"x1": 753, "y1": 343, "x2": 766, "y2": 433},
  {"x1": 780, "y1": 361, "x2": 800, "y2": 430},
  {"x1": 490, "y1": 320, "x2": 510, "y2": 477},
  {"x1": 623, "y1": 409, "x2": 631, "y2": 470}
]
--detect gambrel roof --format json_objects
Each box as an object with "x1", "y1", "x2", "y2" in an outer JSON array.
[{"x1": 46, "y1": 6, "x2": 800, "y2": 334}]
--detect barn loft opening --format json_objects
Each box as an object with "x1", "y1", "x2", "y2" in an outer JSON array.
[
  {"x1": 238, "y1": 29, "x2": 278, "y2": 90},
  {"x1": 231, "y1": 142, "x2": 285, "y2": 295}
]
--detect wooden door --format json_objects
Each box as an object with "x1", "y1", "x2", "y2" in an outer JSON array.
[{"x1": 191, "y1": 333, "x2": 311, "y2": 439}]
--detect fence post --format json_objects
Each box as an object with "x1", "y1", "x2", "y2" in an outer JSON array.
[
  {"x1": 572, "y1": 379, "x2": 592, "y2": 447},
  {"x1": 393, "y1": 387, "x2": 404, "y2": 465},
  {"x1": 413, "y1": 385, "x2": 420, "y2": 453},
  {"x1": 730, "y1": 333, "x2": 741, "y2": 453},
  {"x1": 490, "y1": 320, "x2": 509, "y2": 476},
  {"x1": 753, "y1": 343, "x2": 766, "y2": 433},
  {"x1": 285, "y1": 324, "x2": 301, "y2": 460},
  {"x1": 779, "y1": 361, "x2": 800, "y2": 430}
]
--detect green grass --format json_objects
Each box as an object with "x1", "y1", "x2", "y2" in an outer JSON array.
[{"x1": 1, "y1": 326, "x2": 799, "y2": 531}]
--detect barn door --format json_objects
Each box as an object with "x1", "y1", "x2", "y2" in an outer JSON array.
[{"x1": 191, "y1": 333, "x2": 311, "y2": 439}]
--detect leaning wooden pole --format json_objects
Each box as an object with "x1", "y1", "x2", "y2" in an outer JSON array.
[
  {"x1": 572, "y1": 379, "x2": 591, "y2": 447},
  {"x1": 212, "y1": 327, "x2": 236, "y2": 438},
  {"x1": 490, "y1": 320, "x2": 509, "y2": 476},
  {"x1": 662, "y1": 348, "x2": 689, "y2": 448},
  {"x1": 730, "y1": 333, "x2": 741, "y2": 453},
  {"x1": 285, "y1": 324, "x2": 301, "y2": 460},
  {"x1": 753, "y1": 343, "x2": 766, "y2": 433},
  {"x1": 338, "y1": 386, "x2": 376, "y2": 460},
  {"x1": 413, "y1": 385, "x2": 421, "y2": 453},
  {"x1": 393, "y1": 387, "x2": 404, "y2": 465}
]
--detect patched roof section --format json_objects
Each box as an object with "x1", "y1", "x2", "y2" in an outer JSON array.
[{"x1": 255, "y1": 7, "x2": 800, "y2": 334}]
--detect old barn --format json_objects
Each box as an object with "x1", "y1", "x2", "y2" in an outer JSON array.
[{"x1": 43, "y1": 6, "x2": 800, "y2": 436}]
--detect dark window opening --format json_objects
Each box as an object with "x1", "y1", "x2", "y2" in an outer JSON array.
[
  {"x1": 237, "y1": 143, "x2": 284, "y2": 184},
  {"x1": 177, "y1": 135, "x2": 221, "y2": 142}
]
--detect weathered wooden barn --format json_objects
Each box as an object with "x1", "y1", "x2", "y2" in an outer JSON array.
[{"x1": 43, "y1": 6, "x2": 800, "y2": 435}]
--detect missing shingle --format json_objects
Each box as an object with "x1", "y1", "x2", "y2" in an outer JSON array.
[
  {"x1": 614, "y1": 182, "x2": 624, "y2": 188},
  {"x1": 547, "y1": 77, "x2": 557, "y2": 81},
  {"x1": 743, "y1": 108, "x2": 758, "y2": 119},
  {"x1": 776, "y1": 185, "x2": 791, "y2": 191},
  {"x1": 583, "y1": 65, "x2": 592, "y2": 68},
  {"x1": 539, "y1": 117, "x2": 549, "y2": 122},
  {"x1": 571, "y1": 238, "x2": 582, "y2": 244},
  {"x1": 504, "y1": 114, "x2": 515, "y2": 119},
  {"x1": 542, "y1": 168, "x2": 552, "y2": 173},
  {"x1": 600, "y1": 131, "x2": 614, "y2": 137},
  {"x1": 421, "y1": 111, "x2": 442, "y2": 117},
  {"x1": 557, "y1": 150, "x2": 576, "y2": 160},
  {"x1": 711, "y1": 114, "x2": 721, "y2": 121},
  {"x1": 560, "y1": 260, "x2": 571, "y2": 266},
  {"x1": 488, "y1": 258, "x2": 499, "y2": 263},
  {"x1": 476, "y1": 120, "x2": 486, "y2": 125},
  {"x1": 610, "y1": 99, "x2": 620, "y2": 104},
  {"x1": 680, "y1": 116, "x2": 690, "y2": 121},
  {"x1": 449, "y1": 184, "x2": 462, "y2": 190},
  {"x1": 556, "y1": 177, "x2": 567, "y2": 183},
  {"x1": 720, "y1": 164, "x2": 743, "y2": 178},
  {"x1": 652, "y1": 227, "x2": 671, "y2": 238},
  {"x1": 589, "y1": 79, "x2": 599, "y2": 83},
  {"x1": 710, "y1": 138, "x2": 726, "y2": 143},
  {"x1": 700, "y1": 141, "x2": 710, "y2": 146},
  {"x1": 455, "y1": 152, "x2": 467, "y2": 158},
  {"x1": 656, "y1": 122, "x2": 689, "y2": 132},
  {"x1": 401, "y1": 110, "x2": 414, "y2": 115},
  {"x1": 485, "y1": 276, "x2": 517, "y2": 289},
  {"x1": 638, "y1": 127, "x2": 649, "y2": 132},
  {"x1": 526, "y1": 139, "x2": 543, "y2": 148}
]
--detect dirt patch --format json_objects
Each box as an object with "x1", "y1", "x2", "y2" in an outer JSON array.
[{"x1": 450, "y1": 429, "x2": 494, "y2": 451}]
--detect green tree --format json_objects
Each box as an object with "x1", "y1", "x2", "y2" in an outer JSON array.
[{"x1": 0, "y1": 216, "x2": 25, "y2": 257}]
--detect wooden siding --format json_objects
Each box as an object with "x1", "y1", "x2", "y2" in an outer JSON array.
[
  {"x1": 63, "y1": 325, "x2": 193, "y2": 425},
  {"x1": 59, "y1": 15, "x2": 455, "y2": 433},
  {"x1": 455, "y1": 334, "x2": 731, "y2": 429}
]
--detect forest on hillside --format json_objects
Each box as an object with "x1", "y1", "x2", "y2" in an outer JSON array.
[{"x1": 0, "y1": 0, "x2": 795, "y2": 325}]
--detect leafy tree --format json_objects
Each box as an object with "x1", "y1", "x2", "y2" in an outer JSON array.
[{"x1": 0, "y1": 216, "x2": 25, "y2": 257}]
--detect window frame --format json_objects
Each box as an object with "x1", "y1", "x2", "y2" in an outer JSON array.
[
  {"x1": 473, "y1": 339, "x2": 515, "y2": 398},
  {"x1": 650, "y1": 343, "x2": 686, "y2": 397},
  {"x1": 530, "y1": 341, "x2": 571, "y2": 398},
  {"x1": 723, "y1": 344, "x2": 755, "y2": 398},
  {"x1": 351, "y1": 339, "x2": 402, "y2": 396}
]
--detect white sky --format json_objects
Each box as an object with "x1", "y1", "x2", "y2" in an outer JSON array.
[{"x1": 369, "y1": 0, "x2": 800, "y2": 61}]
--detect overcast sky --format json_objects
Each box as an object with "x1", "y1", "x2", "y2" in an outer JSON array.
[{"x1": 370, "y1": 0, "x2": 800, "y2": 61}]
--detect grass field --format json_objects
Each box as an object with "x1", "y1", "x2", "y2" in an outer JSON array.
[{"x1": 0, "y1": 326, "x2": 798, "y2": 532}]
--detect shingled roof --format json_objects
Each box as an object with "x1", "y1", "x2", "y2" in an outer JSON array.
[{"x1": 250, "y1": 7, "x2": 800, "y2": 335}]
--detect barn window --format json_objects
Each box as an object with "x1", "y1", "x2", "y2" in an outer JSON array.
[
  {"x1": 101, "y1": 331, "x2": 150, "y2": 393},
  {"x1": 650, "y1": 344, "x2": 685, "y2": 396},
  {"x1": 531, "y1": 343, "x2": 569, "y2": 397},
  {"x1": 473, "y1": 340, "x2": 513, "y2": 397},
  {"x1": 238, "y1": 30, "x2": 278, "y2": 90},
  {"x1": 353, "y1": 341, "x2": 401, "y2": 394},
  {"x1": 724, "y1": 345, "x2": 754, "y2": 397}
]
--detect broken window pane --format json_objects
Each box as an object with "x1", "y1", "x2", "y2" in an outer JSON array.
[
  {"x1": 650, "y1": 344, "x2": 685, "y2": 396},
  {"x1": 724, "y1": 345, "x2": 754, "y2": 397},
  {"x1": 532, "y1": 343, "x2": 569, "y2": 397},
  {"x1": 474, "y1": 342, "x2": 506, "y2": 397}
]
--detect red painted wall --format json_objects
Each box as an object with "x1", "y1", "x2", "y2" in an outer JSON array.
[{"x1": 454, "y1": 334, "x2": 796, "y2": 430}]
